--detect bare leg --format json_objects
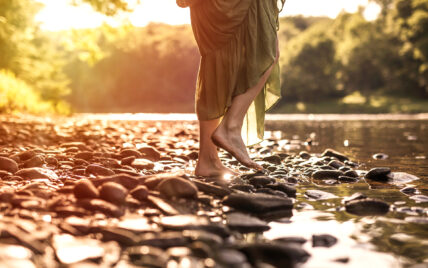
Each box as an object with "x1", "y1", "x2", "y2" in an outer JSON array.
[
  {"x1": 212, "y1": 38, "x2": 280, "y2": 170},
  {"x1": 195, "y1": 118, "x2": 238, "y2": 177}
]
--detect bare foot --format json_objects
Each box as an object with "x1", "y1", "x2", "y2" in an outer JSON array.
[
  {"x1": 195, "y1": 156, "x2": 238, "y2": 177},
  {"x1": 211, "y1": 123, "x2": 263, "y2": 171}
]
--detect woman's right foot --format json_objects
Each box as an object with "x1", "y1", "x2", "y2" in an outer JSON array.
[
  {"x1": 211, "y1": 123, "x2": 263, "y2": 171},
  {"x1": 195, "y1": 158, "x2": 238, "y2": 177}
]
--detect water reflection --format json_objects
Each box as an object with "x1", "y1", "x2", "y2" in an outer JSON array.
[{"x1": 264, "y1": 119, "x2": 428, "y2": 267}]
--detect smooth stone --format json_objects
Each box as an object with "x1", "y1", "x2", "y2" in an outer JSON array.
[
  {"x1": 223, "y1": 193, "x2": 293, "y2": 213},
  {"x1": 239, "y1": 242, "x2": 310, "y2": 267},
  {"x1": 400, "y1": 187, "x2": 418, "y2": 195},
  {"x1": 157, "y1": 177, "x2": 198, "y2": 199},
  {"x1": 226, "y1": 212, "x2": 270, "y2": 233},
  {"x1": 147, "y1": 195, "x2": 179, "y2": 215},
  {"x1": 262, "y1": 155, "x2": 282, "y2": 165},
  {"x1": 73, "y1": 180, "x2": 99, "y2": 199},
  {"x1": 405, "y1": 217, "x2": 428, "y2": 224},
  {"x1": 343, "y1": 192, "x2": 367, "y2": 204},
  {"x1": 53, "y1": 234, "x2": 105, "y2": 264},
  {"x1": 77, "y1": 198, "x2": 124, "y2": 217},
  {"x1": 15, "y1": 168, "x2": 58, "y2": 180},
  {"x1": 0, "y1": 244, "x2": 33, "y2": 260},
  {"x1": 312, "y1": 170, "x2": 343, "y2": 179},
  {"x1": 305, "y1": 190, "x2": 338, "y2": 200},
  {"x1": 99, "y1": 182, "x2": 128, "y2": 205},
  {"x1": 120, "y1": 156, "x2": 135, "y2": 165},
  {"x1": 338, "y1": 175, "x2": 358, "y2": 183},
  {"x1": 15, "y1": 150, "x2": 36, "y2": 161},
  {"x1": 321, "y1": 149, "x2": 349, "y2": 162},
  {"x1": 137, "y1": 146, "x2": 161, "y2": 161},
  {"x1": 312, "y1": 234, "x2": 338, "y2": 247},
  {"x1": 248, "y1": 176, "x2": 275, "y2": 187},
  {"x1": 126, "y1": 246, "x2": 168, "y2": 267},
  {"x1": 345, "y1": 198, "x2": 390, "y2": 216},
  {"x1": 74, "y1": 151, "x2": 93, "y2": 161},
  {"x1": 130, "y1": 185, "x2": 149, "y2": 201},
  {"x1": 120, "y1": 149, "x2": 142, "y2": 158},
  {"x1": 299, "y1": 151, "x2": 311, "y2": 159},
  {"x1": 328, "y1": 160, "x2": 345, "y2": 169},
  {"x1": 364, "y1": 167, "x2": 391, "y2": 181},
  {"x1": 409, "y1": 195, "x2": 428, "y2": 203},
  {"x1": 274, "y1": 236, "x2": 307, "y2": 245},
  {"x1": 216, "y1": 249, "x2": 249, "y2": 267},
  {"x1": 23, "y1": 155, "x2": 44, "y2": 168},
  {"x1": 137, "y1": 232, "x2": 188, "y2": 249},
  {"x1": 0, "y1": 157, "x2": 19, "y2": 173},
  {"x1": 230, "y1": 184, "x2": 255, "y2": 193},
  {"x1": 85, "y1": 164, "x2": 114, "y2": 176},
  {"x1": 131, "y1": 158, "x2": 155, "y2": 169},
  {"x1": 373, "y1": 153, "x2": 389, "y2": 160},
  {"x1": 265, "y1": 183, "x2": 296, "y2": 198},
  {"x1": 193, "y1": 180, "x2": 231, "y2": 197}
]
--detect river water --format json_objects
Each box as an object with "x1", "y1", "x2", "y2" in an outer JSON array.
[{"x1": 264, "y1": 115, "x2": 428, "y2": 268}]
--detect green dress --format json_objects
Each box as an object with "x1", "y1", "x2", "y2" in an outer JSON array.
[{"x1": 190, "y1": 0, "x2": 285, "y2": 145}]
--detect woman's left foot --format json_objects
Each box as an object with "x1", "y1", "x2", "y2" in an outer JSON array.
[{"x1": 195, "y1": 157, "x2": 238, "y2": 177}]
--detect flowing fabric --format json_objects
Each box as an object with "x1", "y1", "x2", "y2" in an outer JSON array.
[{"x1": 190, "y1": 0, "x2": 285, "y2": 145}]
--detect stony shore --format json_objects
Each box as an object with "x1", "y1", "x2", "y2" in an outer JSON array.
[{"x1": 0, "y1": 114, "x2": 426, "y2": 267}]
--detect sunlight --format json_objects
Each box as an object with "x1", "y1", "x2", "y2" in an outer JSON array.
[{"x1": 35, "y1": 0, "x2": 379, "y2": 31}]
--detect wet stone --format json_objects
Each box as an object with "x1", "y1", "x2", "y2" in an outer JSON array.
[
  {"x1": 23, "y1": 155, "x2": 44, "y2": 168},
  {"x1": 138, "y1": 232, "x2": 189, "y2": 249},
  {"x1": 92, "y1": 173, "x2": 141, "y2": 190},
  {"x1": 85, "y1": 164, "x2": 115, "y2": 176},
  {"x1": 262, "y1": 155, "x2": 282, "y2": 164},
  {"x1": 373, "y1": 153, "x2": 389, "y2": 160},
  {"x1": 131, "y1": 158, "x2": 155, "y2": 169},
  {"x1": 345, "y1": 198, "x2": 390, "y2": 216},
  {"x1": 216, "y1": 249, "x2": 249, "y2": 267},
  {"x1": 0, "y1": 156, "x2": 19, "y2": 173},
  {"x1": 328, "y1": 160, "x2": 345, "y2": 169},
  {"x1": 388, "y1": 172, "x2": 420, "y2": 184},
  {"x1": 343, "y1": 192, "x2": 367, "y2": 204},
  {"x1": 312, "y1": 234, "x2": 338, "y2": 247},
  {"x1": 120, "y1": 149, "x2": 142, "y2": 158},
  {"x1": 73, "y1": 180, "x2": 99, "y2": 199},
  {"x1": 274, "y1": 236, "x2": 307, "y2": 245},
  {"x1": 120, "y1": 156, "x2": 135, "y2": 165},
  {"x1": 137, "y1": 146, "x2": 161, "y2": 161},
  {"x1": 74, "y1": 152, "x2": 93, "y2": 161},
  {"x1": 130, "y1": 185, "x2": 149, "y2": 201},
  {"x1": 344, "y1": 170, "x2": 359, "y2": 178},
  {"x1": 15, "y1": 167, "x2": 58, "y2": 180},
  {"x1": 312, "y1": 170, "x2": 343, "y2": 180},
  {"x1": 248, "y1": 176, "x2": 275, "y2": 187},
  {"x1": 193, "y1": 180, "x2": 231, "y2": 197},
  {"x1": 230, "y1": 184, "x2": 255, "y2": 193},
  {"x1": 338, "y1": 175, "x2": 358, "y2": 183},
  {"x1": 77, "y1": 198, "x2": 124, "y2": 217},
  {"x1": 159, "y1": 215, "x2": 228, "y2": 237},
  {"x1": 226, "y1": 212, "x2": 270, "y2": 233},
  {"x1": 127, "y1": 246, "x2": 168, "y2": 267},
  {"x1": 157, "y1": 176, "x2": 198, "y2": 199},
  {"x1": 99, "y1": 182, "x2": 128, "y2": 205},
  {"x1": 223, "y1": 192, "x2": 293, "y2": 213},
  {"x1": 305, "y1": 190, "x2": 338, "y2": 200},
  {"x1": 265, "y1": 183, "x2": 297, "y2": 198},
  {"x1": 364, "y1": 167, "x2": 391, "y2": 181},
  {"x1": 321, "y1": 148, "x2": 349, "y2": 162},
  {"x1": 409, "y1": 195, "x2": 428, "y2": 203}
]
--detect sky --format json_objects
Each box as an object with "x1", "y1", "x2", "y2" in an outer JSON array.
[{"x1": 35, "y1": 0, "x2": 381, "y2": 31}]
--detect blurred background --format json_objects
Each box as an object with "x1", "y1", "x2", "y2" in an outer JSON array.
[{"x1": 0, "y1": 0, "x2": 427, "y2": 115}]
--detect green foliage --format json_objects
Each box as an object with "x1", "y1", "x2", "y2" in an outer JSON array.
[{"x1": 0, "y1": 69, "x2": 69, "y2": 114}]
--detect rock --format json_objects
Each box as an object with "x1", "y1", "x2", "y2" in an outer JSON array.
[
  {"x1": 321, "y1": 149, "x2": 349, "y2": 162},
  {"x1": 92, "y1": 173, "x2": 141, "y2": 190},
  {"x1": 248, "y1": 176, "x2": 275, "y2": 187},
  {"x1": 364, "y1": 167, "x2": 391, "y2": 181},
  {"x1": 400, "y1": 187, "x2": 418, "y2": 195},
  {"x1": 226, "y1": 212, "x2": 270, "y2": 233},
  {"x1": 0, "y1": 157, "x2": 18, "y2": 173},
  {"x1": 15, "y1": 150, "x2": 36, "y2": 161},
  {"x1": 157, "y1": 177, "x2": 198, "y2": 199},
  {"x1": 405, "y1": 217, "x2": 428, "y2": 224},
  {"x1": 99, "y1": 182, "x2": 128, "y2": 205},
  {"x1": 85, "y1": 164, "x2": 114, "y2": 176},
  {"x1": 409, "y1": 195, "x2": 428, "y2": 203},
  {"x1": 345, "y1": 198, "x2": 390, "y2": 216},
  {"x1": 305, "y1": 190, "x2": 338, "y2": 200},
  {"x1": 126, "y1": 246, "x2": 168, "y2": 267},
  {"x1": 338, "y1": 175, "x2": 358, "y2": 183},
  {"x1": 388, "y1": 172, "x2": 420, "y2": 184},
  {"x1": 77, "y1": 198, "x2": 124, "y2": 217},
  {"x1": 74, "y1": 152, "x2": 93, "y2": 161},
  {"x1": 23, "y1": 155, "x2": 44, "y2": 168},
  {"x1": 120, "y1": 149, "x2": 142, "y2": 158},
  {"x1": 15, "y1": 167, "x2": 58, "y2": 180},
  {"x1": 265, "y1": 183, "x2": 297, "y2": 198},
  {"x1": 120, "y1": 156, "x2": 135, "y2": 165},
  {"x1": 137, "y1": 232, "x2": 188, "y2": 249},
  {"x1": 53, "y1": 234, "x2": 106, "y2": 264},
  {"x1": 344, "y1": 170, "x2": 359, "y2": 177},
  {"x1": 239, "y1": 242, "x2": 310, "y2": 267},
  {"x1": 216, "y1": 249, "x2": 249, "y2": 267},
  {"x1": 230, "y1": 184, "x2": 255, "y2": 193},
  {"x1": 137, "y1": 146, "x2": 161, "y2": 161},
  {"x1": 193, "y1": 180, "x2": 231, "y2": 197},
  {"x1": 160, "y1": 215, "x2": 228, "y2": 237},
  {"x1": 223, "y1": 193, "x2": 293, "y2": 213},
  {"x1": 299, "y1": 151, "x2": 311, "y2": 159},
  {"x1": 312, "y1": 234, "x2": 338, "y2": 247},
  {"x1": 130, "y1": 185, "x2": 149, "y2": 201},
  {"x1": 262, "y1": 155, "x2": 282, "y2": 165},
  {"x1": 147, "y1": 195, "x2": 179, "y2": 215},
  {"x1": 343, "y1": 192, "x2": 367, "y2": 204},
  {"x1": 328, "y1": 160, "x2": 344, "y2": 169},
  {"x1": 373, "y1": 153, "x2": 388, "y2": 160},
  {"x1": 274, "y1": 236, "x2": 307, "y2": 245},
  {"x1": 73, "y1": 180, "x2": 99, "y2": 199},
  {"x1": 312, "y1": 170, "x2": 343, "y2": 179},
  {"x1": 131, "y1": 158, "x2": 155, "y2": 169}
]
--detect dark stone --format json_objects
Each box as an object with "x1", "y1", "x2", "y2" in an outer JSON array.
[
  {"x1": 338, "y1": 175, "x2": 358, "y2": 183},
  {"x1": 120, "y1": 149, "x2": 142, "y2": 158},
  {"x1": 239, "y1": 242, "x2": 310, "y2": 267},
  {"x1": 321, "y1": 149, "x2": 349, "y2": 162},
  {"x1": 226, "y1": 212, "x2": 270, "y2": 233},
  {"x1": 230, "y1": 184, "x2": 255, "y2": 193},
  {"x1": 77, "y1": 198, "x2": 124, "y2": 217},
  {"x1": 130, "y1": 185, "x2": 149, "y2": 201},
  {"x1": 312, "y1": 170, "x2": 343, "y2": 179},
  {"x1": 299, "y1": 151, "x2": 311, "y2": 159},
  {"x1": 373, "y1": 153, "x2": 388, "y2": 160},
  {"x1": 147, "y1": 195, "x2": 179, "y2": 215},
  {"x1": 0, "y1": 156, "x2": 19, "y2": 173},
  {"x1": 99, "y1": 182, "x2": 128, "y2": 205},
  {"x1": 15, "y1": 150, "x2": 36, "y2": 161},
  {"x1": 92, "y1": 173, "x2": 141, "y2": 190},
  {"x1": 364, "y1": 167, "x2": 391, "y2": 181},
  {"x1": 74, "y1": 151, "x2": 93, "y2": 161},
  {"x1": 312, "y1": 234, "x2": 338, "y2": 247},
  {"x1": 262, "y1": 155, "x2": 282, "y2": 164},
  {"x1": 137, "y1": 146, "x2": 161, "y2": 161},
  {"x1": 400, "y1": 187, "x2": 418, "y2": 195},
  {"x1": 160, "y1": 215, "x2": 229, "y2": 237},
  {"x1": 248, "y1": 176, "x2": 275, "y2": 187},
  {"x1": 85, "y1": 164, "x2": 115, "y2": 176},
  {"x1": 23, "y1": 155, "x2": 44, "y2": 168},
  {"x1": 343, "y1": 193, "x2": 367, "y2": 204},
  {"x1": 73, "y1": 179, "x2": 99, "y2": 199},
  {"x1": 193, "y1": 180, "x2": 231, "y2": 197},
  {"x1": 328, "y1": 160, "x2": 344, "y2": 169},
  {"x1": 265, "y1": 183, "x2": 296, "y2": 198},
  {"x1": 120, "y1": 156, "x2": 135, "y2": 165},
  {"x1": 137, "y1": 232, "x2": 189, "y2": 249},
  {"x1": 344, "y1": 170, "x2": 359, "y2": 178},
  {"x1": 223, "y1": 193, "x2": 293, "y2": 213},
  {"x1": 157, "y1": 177, "x2": 197, "y2": 199},
  {"x1": 216, "y1": 249, "x2": 249, "y2": 267},
  {"x1": 345, "y1": 198, "x2": 390, "y2": 216},
  {"x1": 274, "y1": 236, "x2": 307, "y2": 245}
]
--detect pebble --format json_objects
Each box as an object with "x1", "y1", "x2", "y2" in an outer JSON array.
[
  {"x1": 364, "y1": 167, "x2": 391, "y2": 181},
  {"x1": 137, "y1": 146, "x2": 161, "y2": 161},
  {"x1": 0, "y1": 156, "x2": 19, "y2": 173},
  {"x1": 312, "y1": 170, "x2": 343, "y2": 179},
  {"x1": 130, "y1": 185, "x2": 149, "y2": 201},
  {"x1": 126, "y1": 246, "x2": 168, "y2": 267},
  {"x1": 73, "y1": 179, "x2": 99, "y2": 199},
  {"x1": 373, "y1": 153, "x2": 389, "y2": 160},
  {"x1": 77, "y1": 198, "x2": 124, "y2": 217},
  {"x1": 409, "y1": 195, "x2": 428, "y2": 203},
  {"x1": 223, "y1": 193, "x2": 293, "y2": 213},
  {"x1": 312, "y1": 234, "x2": 338, "y2": 247},
  {"x1": 345, "y1": 198, "x2": 390, "y2": 215},
  {"x1": 23, "y1": 155, "x2": 44, "y2": 168},
  {"x1": 305, "y1": 190, "x2": 338, "y2": 200},
  {"x1": 85, "y1": 164, "x2": 115, "y2": 176},
  {"x1": 321, "y1": 148, "x2": 349, "y2": 162},
  {"x1": 226, "y1": 212, "x2": 270, "y2": 233},
  {"x1": 99, "y1": 182, "x2": 128, "y2": 205},
  {"x1": 157, "y1": 176, "x2": 198, "y2": 199},
  {"x1": 15, "y1": 167, "x2": 58, "y2": 180},
  {"x1": 131, "y1": 158, "x2": 155, "y2": 169}
]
